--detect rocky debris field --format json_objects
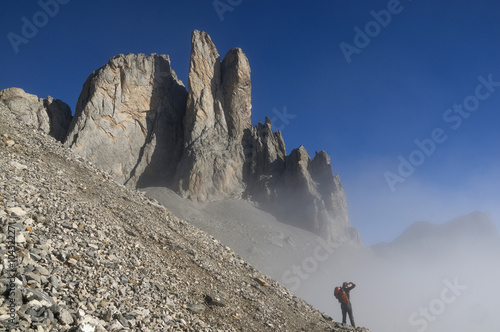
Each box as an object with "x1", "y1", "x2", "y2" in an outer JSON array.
[{"x1": 0, "y1": 103, "x2": 369, "y2": 331}]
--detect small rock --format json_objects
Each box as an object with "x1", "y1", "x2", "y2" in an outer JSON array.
[
  {"x1": 205, "y1": 294, "x2": 226, "y2": 307},
  {"x1": 113, "y1": 312, "x2": 128, "y2": 327},
  {"x1": 165, "y1": 297, "x2": 175, "y2": 307},
  {"x1": 49, "y1": 276, "x2": 60, "y2": 289},
  {"x1": 25, "y1": 271, "x2": 41, "y2": 284},
  {"x1": 36, "y1": 266, "x2": 50, "y2": 276},
  {"x1": 24, "y1": 289, "x2": 57, "y2": 309},
  {"x1": 103, "y1": 309, "x2": 113, "y2": 323},
  {"x1": 322, "y1": 312, "x2": 333, "y2": 321},
  {"x1": 7, "y1": 206, "x2": 27, "y2": 217},
  {"x1": 99, "y1": 301, "x2": 111, "y2": 308},
  {"x1": 10, "y1": 161, "x2": 28, "y2": 170},
  {"x1": 58, "y1": 309, "x2": 74, "y2": 325},
  {"x1": 285, "y1": 236, "x2": 296, "y2": 248},
  {"x1": 67, "y1": 258, "x2": 78, "y2": 266},
  {"x1": 187, "y1": 303, "x2": 205, "y2": 313},
  {"x1": 10, "y1": 287, "x2": 23, "y2": 305},
  {"x1": 254, "y1": 277, "x2": 270, "y2": 287},
  {"x1": 107, "y1": 319, "x2": 124, "y2": 332},
  {"x1": 15, "y1": 232, "x2": 26, "y2": 243}
]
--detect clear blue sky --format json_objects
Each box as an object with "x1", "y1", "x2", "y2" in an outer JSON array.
[{"x1": 1, "y1": 0, "x2": 499, "y2": 245}]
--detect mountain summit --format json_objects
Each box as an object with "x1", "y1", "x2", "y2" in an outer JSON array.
[
  {"x1": 371, "y1": 211, "x2": 500, "y2": 261},
  {"x1": 0, "y1": 30, "x2": 357, "y2": 243}
]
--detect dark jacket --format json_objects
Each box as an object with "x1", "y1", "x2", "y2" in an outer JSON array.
[{"x1": 342, "y1": 283, "x2": 356, "y2": 302}]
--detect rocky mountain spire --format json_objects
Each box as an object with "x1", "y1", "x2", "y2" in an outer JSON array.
[
  {"x1": 174, "y1": 30, "x2": 252, "y2": 201},
  {"x1": 1, "y1": 30, "x2": 357, "y2": 243}
]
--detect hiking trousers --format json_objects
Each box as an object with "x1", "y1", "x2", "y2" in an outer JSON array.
[{"x1": 341, "y1": 302, "x2": 355, "y2": 327}]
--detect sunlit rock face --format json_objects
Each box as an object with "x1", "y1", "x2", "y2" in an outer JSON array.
[
  {"x1": 19, "y1": 30, "x2": 357, "y2": 243},
  {"x1": 65, "y1": 53, "x2": 187, "y2": 187},
  {"x1": 174, "y1": 30, "x2": 252, "y2": 202}
]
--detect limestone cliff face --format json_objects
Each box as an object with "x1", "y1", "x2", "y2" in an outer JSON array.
[
  {"x1": 65, "y1": 53, "x2": 187, "y2": 187},
  {"x1": 174, "y1": 31, "x2": 252, "y2": 201},
  {"x1": 0, "y1": 88, "x2": 72, "y2": 142},
  {"x1": 2, "y1": 30, "x2": 356, "y2": 242}
]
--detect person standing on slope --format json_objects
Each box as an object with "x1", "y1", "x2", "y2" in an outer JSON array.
[{"x1": 334, "y1": 281, "x2": 356, "y2": 327}]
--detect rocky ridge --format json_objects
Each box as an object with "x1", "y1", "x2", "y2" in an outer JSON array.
[
  {"x1": 372, "y1": 211, "x2": 500, "y2": 262},
  {"x1": 0, "y1": 101, "x2": 369, "y2": 330},
  {"x1": 3, "y1": 30, "x2": 355, "y2": 242}
]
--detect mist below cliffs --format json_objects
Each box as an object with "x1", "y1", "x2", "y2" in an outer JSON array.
[
  {"x1": 293, "y1": 211, "x2": 500, "y2": 332},
  {"x1": 142, "y1": 186, "x2": 499, "y2": 331}
]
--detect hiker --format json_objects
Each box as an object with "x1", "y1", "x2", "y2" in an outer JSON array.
[{"x1": 334, "y1": 281, "x2": 356, "y2": 327}]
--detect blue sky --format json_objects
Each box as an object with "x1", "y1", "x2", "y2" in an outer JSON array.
[{"x1": 1, "y1": 0, "x2": 499, "y2": 245}]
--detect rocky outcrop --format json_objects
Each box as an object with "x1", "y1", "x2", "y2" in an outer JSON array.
[
  {"x1": 1, "y1": 30, "x2": 356, "y2": 243},
  {"x1": 243, "y1": 121, "x2": 353, "y2": 241},
  {"x1": 0, "y1": 88, "x2": 72, "y2": 142},
  {"x1": 174, "y1": 31, "x2": 252, "y2": 201},
  {"x1": 173, "y1": 31, "x2": 352, "y2": 240},
  {"x1": 65, "y1": 53, "x2": 187, "y2": 187},
  {"x1": 243, "y1": 118, "x2": 287, "y2": 205}
]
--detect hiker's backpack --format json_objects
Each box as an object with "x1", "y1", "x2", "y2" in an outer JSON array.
[{"x1": 334, "y1": 286, "x2": 350, "y2": 305}]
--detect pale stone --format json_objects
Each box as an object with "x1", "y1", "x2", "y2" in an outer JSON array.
[
  {"x1": 7, "y1": 207, "x2": 27, "y2": 217},
  {"x1": 65, "y1": 53, "x2": 187, "y2": 188},
  {"x1": 10, "y1": 161, "x2": 28, "y2": 170},
  {"x1": 174, "y1": 30, "x2": 252, "y2": 202},
  {"x1": 0, "y1": 88, "x2": 72, "y2": 142}
]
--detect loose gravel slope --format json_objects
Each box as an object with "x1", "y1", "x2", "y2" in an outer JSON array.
[{"x1": 0, "y1": 103, "x2": 369, "y2": 331}]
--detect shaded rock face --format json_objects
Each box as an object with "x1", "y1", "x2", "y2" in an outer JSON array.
[
  {"x1": 65, "y1": 53, "x2": 188, "y2": 187},
  {"x1": 0, "y1": 87, "x2": 72, "y2": 142},
  {"x1": 174, "y1": 31, "x2": 252, "y2": 201},
  {"x1": 243, "y1": 128, "x2": 352, "y2": 241},
  {"x1": 243, "y1": 118, "x2": 287, "y2": 205}
]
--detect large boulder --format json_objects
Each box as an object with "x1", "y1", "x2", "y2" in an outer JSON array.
[{"x1": 0, "y1": 87, "x2": 72, "y2": 142}]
